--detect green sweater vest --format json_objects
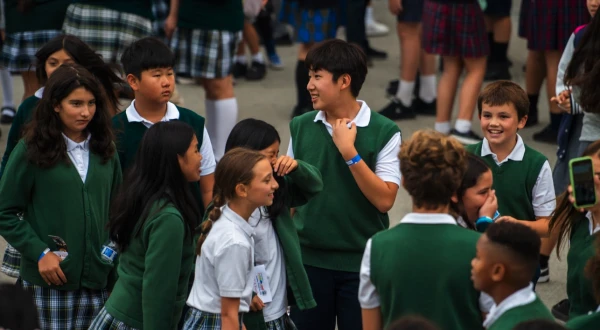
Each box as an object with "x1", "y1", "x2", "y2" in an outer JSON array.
[
  {"x1": 0, "y1": 95, "x2": 39, "y2": 178},
  {"x1": 0, "y1": 140, "x2": 122, "y2": 290},
  {"x1": 4, "y1": 0, "x2": 70, "y2": 32},
  {"x1": 370, "y1": 223, "x2": 483, "y2": 330},
  {"x1": 567, "y1": 214, "x2": 597, "y2": 318},
  {"x1": 289, "y1": 111, "x2": 400, "y2": 272},
  {"x1": 73, "y1": 0, "x2": 153, "y2": 20},
  {"x1": 112, "y1": 107, "x2": 206, "y2": 220},
  {"x1": 105, "y1": 202, "x2": 194, "y2": 330},
  {"x1": 178, "y1": 0, "x2": 243, "y2": 32},
  {"x1": 487, "y1": 297, "x2": 554, "y2": 330},
  {"x1": 465, "y1": 141, "x2": 547, "y2": 221},
  {"x1": 567, "y1": 310, "x2": 600, "y2": 330}
]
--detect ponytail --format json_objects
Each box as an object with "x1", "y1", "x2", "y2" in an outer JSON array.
[{"x1": 196, "y1": 192, "x2": 225, "y2": 255}]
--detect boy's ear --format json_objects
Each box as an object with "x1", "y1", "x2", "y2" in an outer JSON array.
[
  {"x1": 490, "y1": 263, "x2": 506, "y2": 282},
  {"x1": 340, "y1": 73, "x2": 352, "y2": 91},
  {"x1": 517, "y1": 115, "x2": 528, "y2": 130},
  {"x1": 126, "y1": 73, "x2": 140, "y2": 91},
  {"x1": 450, "y1": 192, "x2": 458, "y2": 204}
]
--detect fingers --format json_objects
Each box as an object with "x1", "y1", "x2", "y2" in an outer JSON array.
[
  {"x1": 274, "y1": 156, "x2": 298, "y2": 176},
  {"x1": 56, "y1": 267, "x2": 67, "y2": 284}
]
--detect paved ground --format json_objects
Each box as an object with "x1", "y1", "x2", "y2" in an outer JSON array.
[{"x1": 0, "y1": 0, "x2": 568, "y2": 310}]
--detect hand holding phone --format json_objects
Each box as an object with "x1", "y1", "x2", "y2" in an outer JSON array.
[{"x1": 569, "y1": 157, "x2": 598, "y2": 209}]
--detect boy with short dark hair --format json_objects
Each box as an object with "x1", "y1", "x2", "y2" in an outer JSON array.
[
  {"x1": 472, "y1": 221, "x2": 554, "y2": 329},
  {"x1": 287, "y1": 39, "x2": 401, "y2": 329},
  {"x1": 114, "y1": 37, "x2": 215, "y2": 218}
]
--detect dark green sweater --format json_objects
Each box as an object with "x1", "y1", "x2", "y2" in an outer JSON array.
[
  {"x1": 112, "y1": 106, "x2": 206, "y2": 220},
  {"x1": 0, "y1": 95, "x2": 39, "y2": 179},
  {"x1": 567, "y1": 214, "x2": 598, "y2": 318},
  {"x1": 178, "y1": 0, "x2": 243, "y2": 32},
  {"x1": 4, "y1": 0, "x2": 70, "y2": 32},
  {"x1": 289, "y1": 111, "x2": 400, "y2": 272},
  {"x1": 0, "y1": 140, "x2": 122, "y2": 290},
  {"x1": 370, "y1": 222, "x2": 483, "y2": 330},
  {"x1": 465, "y1": 141, "x2": 547, "y2": 221},
  {"x1": 487, "y1": 297, "x2": 554, "y2": 330},
  {"x1": 104, "y1": 202, "x2": 194, "y2": 330},
  {"x1": 73, "y1": 0, "x2": 153, "y2": 20},
  {"x1": 567, "y1": 309, "x2": 600, "y2": 330}
]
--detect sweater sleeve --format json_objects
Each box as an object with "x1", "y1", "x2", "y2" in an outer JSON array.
[
  {"x1": 0, "y1": 141, "x2": 47, "y2": 262},
  {"x1": 285, "y1": 160, "x2": 323, "y2": 208},
  {"x1": 0, "y1": 102, "x2": 31, "y2": 179},
  {"x1": 142, "y1": 211, "x2": 186, "y2": 330}
]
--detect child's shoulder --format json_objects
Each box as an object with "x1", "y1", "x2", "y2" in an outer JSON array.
[
  {"x1": 368, "y1": 110, "x2": 401, "y2": 132},
  {"x1": 521, "y1": 143, "x2": 548, "y2": 162},
  {"x1": 176, "y1": 106, "x2": 205, "y2": 121}
]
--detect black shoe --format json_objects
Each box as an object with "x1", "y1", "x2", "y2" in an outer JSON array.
[
  {"x1": 386, "y1": 77, "x2": 421, "y2": 98},
  {"x1": 232, "y1": 62, "x2": 247, "y2": 79},
  {"x1": 291, "y1": 106, "x2": 312, "y2": 119},
  {"x1": 551, "y1": 299, "x2": 570, "y2": 322},
  {"x1": 414, "y1": 98, "x2": 436, "y2": 116},
  {"x1": 0, "y1": 106, "x2": 16, "y2": 124},
  {"x1": 366, "y1": 46, "x2": 387, "y2": 60},
  {"x1": 450, "y1": 129, "x2": 483, "y2": 145},
  {"x1": 538, "y1": 266, "x2": 550, "y2": 283},
  {"x1": 246, "y1": 61, "x2": 267, "y2": 80},
  {"x1": 378, "y1": 99, "x2": 416, "y2": 120},
  {"x1": 484, "y1": 61, "x2": 512, "y2": 81},
  {"x1": 532, "y1": 124, "x2": 558, "y2": 144},
  {"x1": 275, "y1": 33, "x2": 294, "y2": 46}
]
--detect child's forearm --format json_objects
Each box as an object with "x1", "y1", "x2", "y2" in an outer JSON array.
[
  {"x1": 346, "y1": 158, "x2": 397, "y2": 213},
  {"x1": 222, "y1": 314, "x2": 239, "y2": 330},
  {"x1": 520, "y1": 217, "x2": 550, "y2": 237},
  {"x1": 361, "y1": 307, "x2": 382, "y2": 330}
]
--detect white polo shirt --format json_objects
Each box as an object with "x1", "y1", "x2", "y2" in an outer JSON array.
[
  {"x1": 62, "y1": 133, "x2": 91, "y2": 183},
  {"x1": 483, "y1": 283, "x2": 536, "y2": 328}
]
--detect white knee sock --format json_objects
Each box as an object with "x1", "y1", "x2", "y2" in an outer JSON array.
[
  {"x1": 395, "y1": 80, "x2": 415, "y2": 107},
  {"x1": 235, "y1": 55, "x2": 247, "y2": 64},
  {"x1": 205, "y1": 98, "x2": 238, "y2": 160},
  {"x1": 418, "y1": 74, "x2": 437, "y2": 103},
  {"x1": 252, "y1": 52, "x2": 265, "y2": 64},
  {"x1": 434, "y1": 121, "x2": 451, "y2": 135},
  {"x1": 0, "y1": 69, "x2": 15, "y2": 108},
  {"x1": 454, "y1": 119, "x2": 472, "y2": 134}
]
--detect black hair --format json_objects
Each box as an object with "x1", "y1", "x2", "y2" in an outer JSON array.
[
  {"x1": 386, "y1": 316, "x2": 440, "y2": 330},
  {"x1": 0, "y1": 283, "x2": 40, "y2": 330},
  {"x1": 120, "y1": 37, "x2": 176, "y2": 79},
  {"x1": 451, "y1": 153, "x2": 492, "y2": 229},
  {"x1": 224, "y1": 118, "x2": 286, "y2": 220},
  {"x1": 485, "y1": 221, "x2": 541, "y2": 280},
  {"x1": 108, "y1": 121, "x2": 200, "y2": 251},
  {"x1": 35, "y1": 34, "x2": 121, "y2": 113},
  {"x1": 305, "y1": 39, "x2": 368, "y2": 97},
  {"x1": 511, "y1": 320, "x2": 565, "y2": 330}
]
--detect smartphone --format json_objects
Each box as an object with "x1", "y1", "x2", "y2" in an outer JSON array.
[{"x1": 569, "y1": 156, "x2": 597, "y2": 208}]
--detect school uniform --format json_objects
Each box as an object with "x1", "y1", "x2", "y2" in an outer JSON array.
[
  {"x1": 89, "y1": 201, "x2": 195, "y2": 330},
  {"x1": 150, "y1": 0, "x2": 169, "y2": 39},
  {"x1": 112, "y1": 100, "x2": 215, "y2": 220},
  {"x1": 63, "y1": 0, "x2": 153, "y2": 64},
  {"x1": 422, "y1": 0, "x2": 489, "y2": 58},
  {"x1": 1, "y1": 0, "x2": 69, "y2": 72},
  {"x1": 279, "y1": 0, "x2": 339, "y2": 44},
  {"x1": 170, "y1": 0, "x2": 242, "y2": 79},
  {"x1": 0, "y1": 136, "x2": 122, "y2": 329},
  {"x1": 184, "y1": 205, "x2": 255, "y2": 329},
  {"x1": 286, "y1": 101, "x2": 401, "y2": 329},
  {"x1": 567, "y1": 305, "x2": 600, "y2": 330},
  {"x1": 483, "y1": 283, "x2": 554, "y2": 330},
  {"x1": 359, "y1": 213, "x2": 485, "y2": 330},
  {"x1": 484, "y1": 0, "x2": 511, "y2": 17},
  {"x1": 397, "y1": 0, "x2": 424, "y2": 23}
]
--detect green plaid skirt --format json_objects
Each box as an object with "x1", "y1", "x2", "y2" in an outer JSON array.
[
  {"x1": 62, "y1": 3, "x2": 152, "y2": 65},
  {"x1": 89, "y1": 307, "x2": 139, "y2": 330},
  {"x1": 1, "y1": 243, "x2": 21, "y2": 278},
  {"x1": 182, "y1": 307, "x2": 244, "y2": 330},
  {"x1": 0, "y1": 30, "x2": 62, "y2": 72}
]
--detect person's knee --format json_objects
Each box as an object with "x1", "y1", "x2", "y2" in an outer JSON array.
[{"x1": 203, "y1": 77, "x2": 235, "y2": 100}]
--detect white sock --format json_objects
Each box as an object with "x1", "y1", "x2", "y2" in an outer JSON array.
[
  {"x1": 0, "y1": 69, "x2": 14, "y2": 108},
  {"x1": 365, "y1": 6, "x2": 374, "y2": 24},
  {"x1": 454, "y1": 119, "x2": 472, "y2": 134},
  {"x1": 435, "y1": 122, "x2": 451, "y2": 135},
  {"x1": 418, "y1": 74, "x2": 437, "y2": 103},
  {"x1": 235, "y1": 55, "x2": 247, "y2": 64},
  {"x1": 395, "y1": 80, "x2": 415, "y2": 107},
  {"x1": 205, "y1": 98, "x2": 238, "y2": 161},
  {"x1": 252, "y1": 52, "x2": 265, "y2": 64}
]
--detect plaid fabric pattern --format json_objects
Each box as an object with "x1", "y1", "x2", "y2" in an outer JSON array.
[
  {"x1": 62, "y1": 3, "x2": 152, "y2": 65},
  {"x1": 422, "y1": 0, "x2": 489, "y2": 58},
  {"x1": 170, "y1": 28, "x2": 241, "y2": 79},
  {"x1": 89, "y1": 307, "x2": 139, "y2": 330},
  {"x1": 279, "y1": 0, "x2": 338, "y2": 43},
  {"x1": 521, "y1": 0, "x2": 590, "y2": 51},
  {"x1": 0, "y1": 30, "x2": 62, "y2": 72},
  {"x1": 183, "y1": 308, "x2": 244, "y2": 330},
  {"x1": 21, "y1": 279, "x2": 109, "y2": 330},
  {"x1": 151, "y1": 0, "x2": 169, "y2": 38},
  {"x1": 266, "y1": 314, "x2": 297, "y2": 330},
  {"x1": 1, "y1": 243, "x2": 21, "y2": 278}
]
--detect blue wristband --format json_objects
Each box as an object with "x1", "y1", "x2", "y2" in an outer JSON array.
[
  {"x1": 346, "y1": 154, "x2": 361, "y2": 166},
  {"x1": 38, "y1": 248, "x2": 50, "y2": 262}
]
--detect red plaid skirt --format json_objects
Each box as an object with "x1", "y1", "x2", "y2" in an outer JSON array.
[
  {"x1": 520, "y1": 0, "x2": 590, "y2": 51},
  {"x1": 422, "y1": 0, "x2": 489, "y2": 58}
]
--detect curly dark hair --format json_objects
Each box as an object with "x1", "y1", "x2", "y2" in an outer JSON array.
[{"x1": 23, "y1": 64, "x2": 115, "y2": 168}]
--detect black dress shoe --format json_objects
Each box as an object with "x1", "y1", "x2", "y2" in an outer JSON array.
[
  {"x1": 532, "y1": 124, "x2": 558, "y2": 144},
  {"x1": 366, "y1": 46, "x2": 387, "y2": 60},
  {"x1": 378, "y1": 98, "x2": 416, "y2": 120},
  {"x1": 484, "y1": 61, "x2": 512, "y2": 81},
  {"x1": 414, "y1": 98, "x2": 436, "y2": 116},
  {"x1": 551, "y1": 299, "x2": 570, "y2": 322}
]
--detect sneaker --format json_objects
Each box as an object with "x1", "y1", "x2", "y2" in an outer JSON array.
[
  {"x1": 551, "y1": 299, "x2": 570, "y2": 322},
  {"x1": 232, "y1": 62, "x2": 247, "y2": 79},
  {"x1": 268, "y1": 54, "x2": 284, "y2": 70},
  {"x1": 450, "y1": 129, "x2": 483, "y2": 145},
  {"x1": 246, "y1": 61, "x2": 267, "y2": 81},
  {"x1": 414, "y1": 98, "x2": 436, "y2": 116},
  {"x1": 532, "y1": 124, "x2": 558, "y2": 144},
  {"x1": 538, "y1": 267, "x2": 550, "y2": 283},
  {"x1": 366, "y1": 20, "x2": 389, "y2": 37},
  {"x1": 366, "y1": 46, "x2": 388, "y2": 60},
  {"x1": 378, "y1": 99, "x2": 416, "y2": 120},
  {"x1": 0, "y1": 106, "x2": 16, "y2": 124},
  {"x1": 484, "y1": 61, "x2": 512, "y2": 81}
]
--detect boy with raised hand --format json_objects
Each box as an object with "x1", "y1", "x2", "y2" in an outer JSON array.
[
  {"x1": 287, "y1": 38, "x2": 401, "y2": 330},
  {"x1": 472, "y1": 221, "x2": 554, "y2": 329},
  {"x1": 113, "y1": 37, "x2": 215, "y2": 219}
]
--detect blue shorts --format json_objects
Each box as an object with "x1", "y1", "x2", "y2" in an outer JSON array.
[
  {"x1": 397, "y1": 0, "x2": 424, "y2": 23},
  {"x1": 484, "y1": 0, "x2": 512, "y2": 17}
]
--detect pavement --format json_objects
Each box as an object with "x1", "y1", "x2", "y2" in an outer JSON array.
[{"x1": 0, "y1": 0, "x2": 567, "y2": 311}]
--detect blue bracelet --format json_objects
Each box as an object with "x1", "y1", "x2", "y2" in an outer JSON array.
[
  {"x1": 38, "y1": 248, "x2": 50, "y2": 261},
  {"x1": 346, "y1": 154, "x2": 361, "y2": 166}
]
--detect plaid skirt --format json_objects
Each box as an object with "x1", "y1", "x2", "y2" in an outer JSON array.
[
  {"x1": 170, "y1": 28, "x2": 241, "y2": 79},
  {"x1": 422, "y1": 0, "x2": 489, "y2": 58},
  {"x1": 62, "y1": 3, "x2": 152, "y2": 65},
  {"x1": 521, "y1": 0, "x2": 590, "y2": 50},
  {"x1": 89, "y1": 307, "x2": 139, "y2": 330},
  {"x1": 21, "y1": 279, "x2": 109, "y2": 330},
  {"x1": 182, "y1": 308, "x2": 244, "y2": 330},
  {"x1": 267, "y1": 314, "x2": 297, "y2": 330},
  {"x1": 151, "y1": 0, "x2": 170, "y2": 39},
  {"x1": 279, "y1": 0, "x2": 338, "y2": 44},
  {"x1": 1, "y1": 243, "x2": 21, "y2": 278},
  {"x1": 0, "y1": 30, "x2": 62, "y2": 72}
]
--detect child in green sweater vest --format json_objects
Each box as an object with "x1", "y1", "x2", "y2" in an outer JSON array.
[
  {"x1": 566, "y1": 235, "x2": 600, "y2": 330},
  {"x1": 287, "y1": 39, "x2": 401, "y2": 329},
  {"x1": 472, "y1": 222, "x2": 554, "y2": 330}
]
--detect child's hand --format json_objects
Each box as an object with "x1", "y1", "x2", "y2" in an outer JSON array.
[
  {"x1": 332, "y1": 118, "x2": 357, "y2": 159},
  {"x1": 495, "y1": 216, "x2": 519, "y2": 224},
  {"x1": 478, "y1": 190, "x2": 497, "y2": 219},
  {"x1": 250, "y1": 295, "x2": 265, "y2": 312},
  {"x1": 550, "y1": 90, "x2": 571, "y2": 113},
  {"x1": 164, "y1": 14, "x2": 177, "y2": 40},
  {"x1": 388, "y1": 0, "x2": 403, "y2": 15},
  {"x1": 566, "y1": 177, "x2": 600, "y2": 212},
  {"x1": 38, "y1": 252, "x2": 67, "y2": 286},
  {"x1": 273, "y1": 155, "x2": 298, "y2": 176}
]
